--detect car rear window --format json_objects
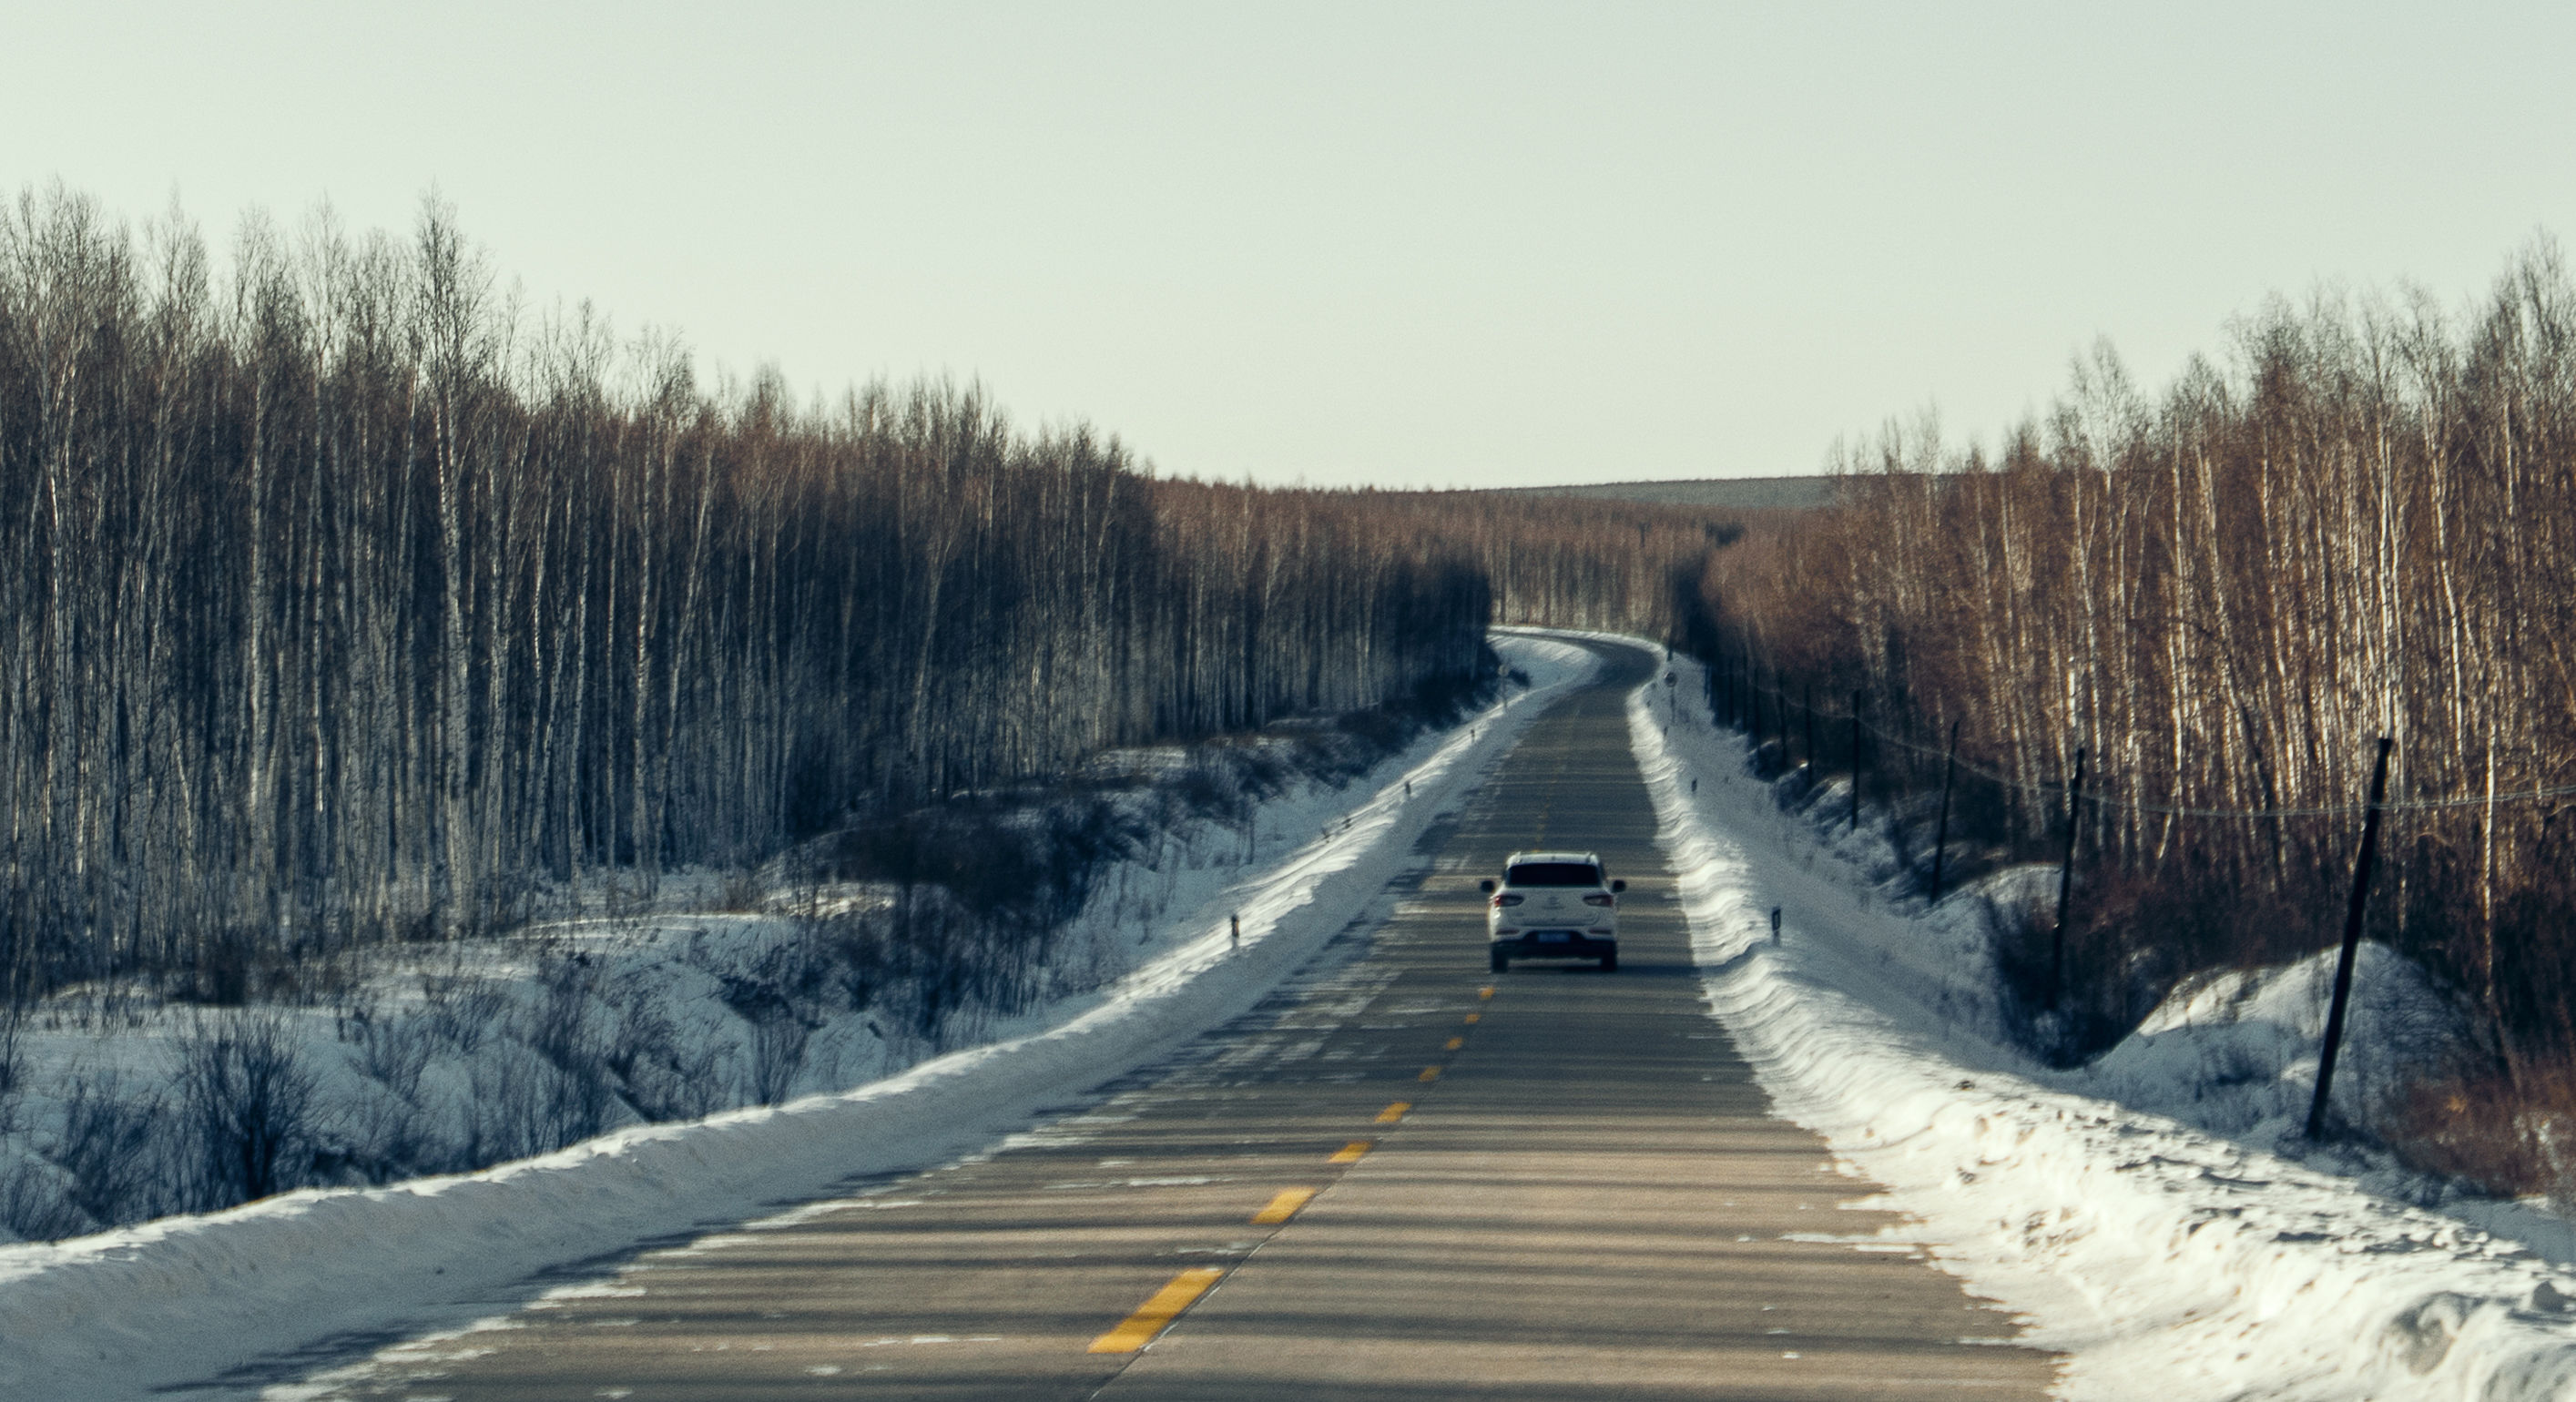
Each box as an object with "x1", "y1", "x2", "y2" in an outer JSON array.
[{"x1": 1504, "y1": 862, "x2": 1603, "y2": 888}]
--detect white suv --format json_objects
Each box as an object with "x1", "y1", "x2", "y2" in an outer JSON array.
[{"x1": 1481, "y1": 850, "x2": 1623, "y2": 972}]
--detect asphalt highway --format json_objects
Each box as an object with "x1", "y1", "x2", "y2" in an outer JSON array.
[{"x1": 288, "y1": 641, "x2": 2055, "y2": 1399}]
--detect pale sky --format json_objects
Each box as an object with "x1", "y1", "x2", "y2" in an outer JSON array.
[{"x1": 9, "y1": 3, "x2": 2571, "y2": 489}]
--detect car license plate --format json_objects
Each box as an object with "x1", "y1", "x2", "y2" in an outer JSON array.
[{"x1": 1536, "y1": 932, "x2": 1571, "y2": 943}]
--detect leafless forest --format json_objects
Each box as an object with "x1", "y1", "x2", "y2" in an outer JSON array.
[
  {"x1": 0, "y1": 188, "x2": 1503, "y2": 1010},
  {"x1": 1695, "y1": 244, "x2": 2576, "y2": 1179},
  {"x1": 1384, "y1": 489, "x2": 1741, "y2": 639}
]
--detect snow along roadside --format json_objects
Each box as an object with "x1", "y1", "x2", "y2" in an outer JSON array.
[
  {"x1": 1614, "y1": 639, "x2": 2576, "y2": 1402},
  {"x1": 0, "y1": 635, "x2": 1601, "y2": 1402}
]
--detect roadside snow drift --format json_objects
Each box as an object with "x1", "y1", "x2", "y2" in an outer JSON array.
[
  {"x1": 0, "y1": 635, "x2": 1599, "y2": 1401},
  {"x1": 1626, "y1": 644, "x2": 2576, "y2": 1401}
]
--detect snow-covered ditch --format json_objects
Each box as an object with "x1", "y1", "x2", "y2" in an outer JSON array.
[
  {"x1": 1627, "y1": 644, "x2": 2576, "y2": 1400},
  {"x1": 0, "y1": 635, "x2": 1600, "y2": 1400}
]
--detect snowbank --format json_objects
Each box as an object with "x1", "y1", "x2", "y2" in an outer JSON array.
[
  {"x1": 0, "y1": 635, "x2": 1600, "y2": 1400},
  {"x1": 2083, "y1": 943, "x2": 2470, "y2": 1148},
  {"x1": 1624, "y1": 644, "x2": 2576, "y2": 1401},
  {"x1": 0, "y1": 676, "x2": 1549, "y2": 1246}
]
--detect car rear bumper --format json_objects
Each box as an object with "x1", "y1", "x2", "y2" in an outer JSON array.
[{"x1": 1490, "y1": 931, "x2": 1615, "y2": 959}]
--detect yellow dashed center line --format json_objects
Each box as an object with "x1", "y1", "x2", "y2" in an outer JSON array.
[
  {"x1": 1093, "y1": 974, "x2": 1498, "y2": 1357},
  {"x1": 1088, "y1": 1267, "x2": 1226, "y2": 1354},
  {"x1": 1090, "y1": 966, "x2": 1494, "y2": 1360},
  {"x1": 1249, "y1": 1187, "x2": 1317, "y2": 1225}
]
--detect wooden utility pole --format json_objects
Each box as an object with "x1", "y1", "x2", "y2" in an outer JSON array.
[
  {"x1": 2307, "y1": 737, "x2": 2396, "y2": 1141},
  {"x1": 1929, "y1": 720, "x2": 1960, "y2": 904},
  {"x1": 2050, "y1": 747, "x2": 2087, "y2": 1009},
  {"x1": 1848, "y1": 691, "x2": 1863, "y2": 831},
  {"x1": 1803, "y1": 684, "x2": 1816, "y2": 775}
]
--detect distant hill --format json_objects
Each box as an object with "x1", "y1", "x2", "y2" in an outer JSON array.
[{"x1": 1494, "y1": 476, "x2": 1837, "y2": 511}]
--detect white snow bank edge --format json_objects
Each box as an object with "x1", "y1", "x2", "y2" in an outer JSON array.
[{"x1": 1615, "y1": 642, "x2": 2576, "y2": 1402}]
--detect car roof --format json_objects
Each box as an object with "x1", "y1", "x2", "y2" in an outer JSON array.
[{"x1": 1502, "y1": 850, "x2": 1603, "y2": 866}]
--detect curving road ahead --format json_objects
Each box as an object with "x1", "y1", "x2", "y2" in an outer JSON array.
[{"x1": 291, "y1": 640, "x2": 2055, "y2": 1400}]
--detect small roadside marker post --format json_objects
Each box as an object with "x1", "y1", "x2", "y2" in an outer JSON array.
[
  {"x1": 1230, "y1": 913, "x2": 1240, "y2": 950},
  {"x1": 1770, "y1": 907, "x2": 1781, "y2": 943}
]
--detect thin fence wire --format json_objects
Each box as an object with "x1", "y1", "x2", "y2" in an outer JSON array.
[{"x1": 1717, "y1": 671, "x2": 2576, "y2": 820}]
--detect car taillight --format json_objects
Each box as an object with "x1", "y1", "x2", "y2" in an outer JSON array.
[
  {"x1": 1583, "y1": 893, "x2": 1615, "y2": 908},
  {"x1": 1491, "y1": 893, "x2": 1523, "y2": 908}
]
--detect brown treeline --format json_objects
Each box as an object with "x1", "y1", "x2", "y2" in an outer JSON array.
[
  {"x1": 0, "y1": 188, "x2": 1493, "y2": 1001},
  {"x1": 1379, "y1": 490, "x2": 1741, "y2": 638},
  {"x1": 1695, "y1": 244, "x2": 2576, "y2": 1096}
]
